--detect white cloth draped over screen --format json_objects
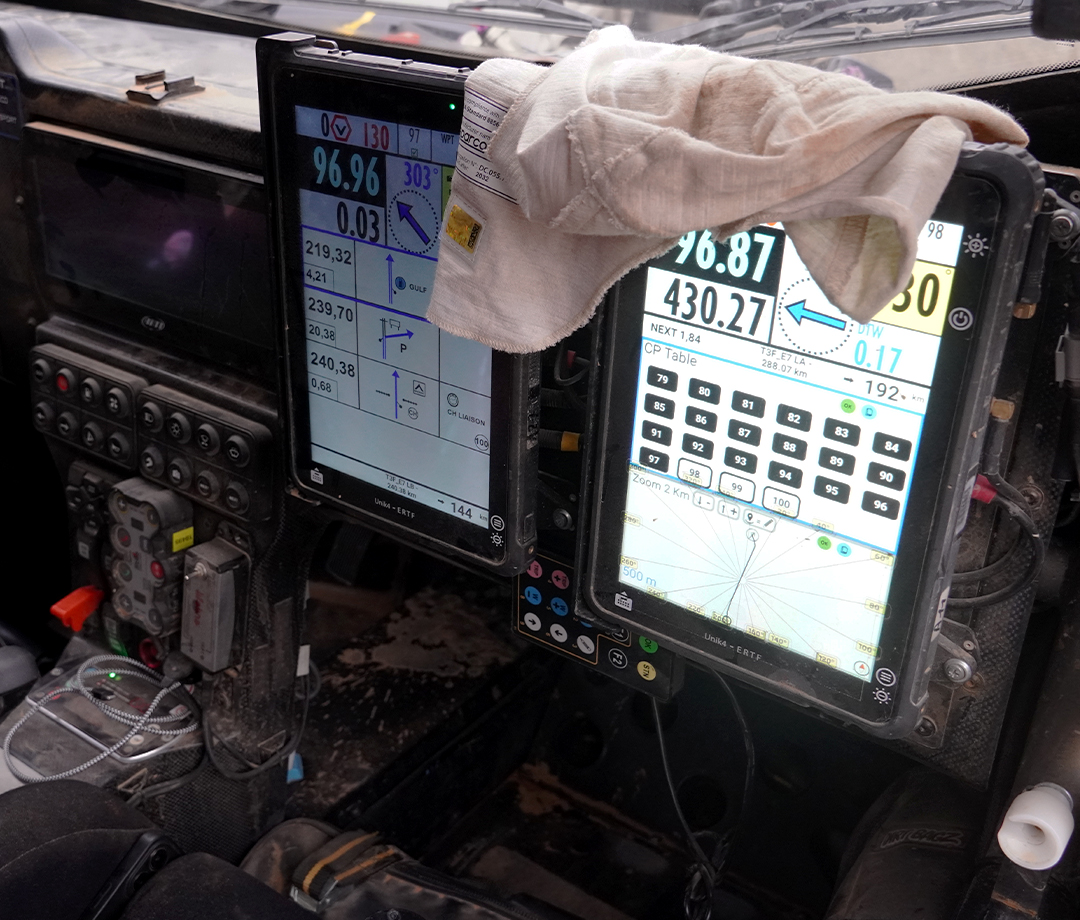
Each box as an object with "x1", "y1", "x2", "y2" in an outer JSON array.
[{"x1": 426, "y1": 26, "x2": 1027, "y2": 353}]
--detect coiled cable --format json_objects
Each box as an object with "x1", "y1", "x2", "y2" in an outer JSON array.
[{"x1": 2, "y1": 655, "x2": 199, "y2": 784}]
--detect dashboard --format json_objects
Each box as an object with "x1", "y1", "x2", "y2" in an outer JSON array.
[{"x1": 0, "y1": 7, "x2": 1076, "y2": 918}]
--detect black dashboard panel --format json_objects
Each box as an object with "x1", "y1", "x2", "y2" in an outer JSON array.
[
  {"x1": 24, "y1": 122, "x2": 276, "y2": 382},
  {"x1": 0, "y1": 0, "x2": 1069, "y2": 818}
]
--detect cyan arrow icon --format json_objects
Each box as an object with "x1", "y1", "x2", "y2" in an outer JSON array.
[{"x1": 785, "y1": 299, "x2": 846, "y2": 330}]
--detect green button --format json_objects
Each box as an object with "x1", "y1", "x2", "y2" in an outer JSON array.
[
  {"x1": 841, "y1": 398, "x2": 856, "y2": 414},
  {"x1": 817, "y1": 536, "x2": 832, "y2": 550},
  {"x1": 639, "y1": 636, "x2": 659, "y2": 654}
]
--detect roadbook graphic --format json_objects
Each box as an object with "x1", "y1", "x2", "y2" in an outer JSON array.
[{"x1": 295, "y1": 105, "x2": 493, "y2": 527}]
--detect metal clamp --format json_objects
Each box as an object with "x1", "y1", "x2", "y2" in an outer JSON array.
[{"x1": 127, "y1": 71, "x2": 204, "y2": 104}]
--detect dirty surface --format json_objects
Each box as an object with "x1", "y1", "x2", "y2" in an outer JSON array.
[
  {"x1": 287, "y1": 582, "x2": 525, "y2": 819},
  {"x1": 427, "y1": 762, "x2": 688, "y2": 920}
]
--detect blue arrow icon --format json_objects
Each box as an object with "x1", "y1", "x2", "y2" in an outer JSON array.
[
  {"x1": 786, "y1": 299, "x2": 846, "y2": 330},
  {"x1": 396, "y1": 201, "x2": 431, "y2": 246},
  {"x1": 381, "y1": 325, "x2": 413, "y2": 360},
  {"x1": 392, "y1": 370, "x2": 399, "y2": 419}
]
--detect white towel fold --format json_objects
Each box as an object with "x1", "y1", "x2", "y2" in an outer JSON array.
[{"x1": 428, "y1": 26, "x2": 1027, "y2": 353}]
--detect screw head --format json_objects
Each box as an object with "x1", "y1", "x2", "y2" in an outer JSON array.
[
  {"x1": 552, "y1": 508, "x2": 573, "y2": 531},
  {"x1": 962, "y1": 639, "x2": 976, "y2": 652},
  {"x1": 1020, "y1": 485, "x2": 1044, "y2": 510},
  {"x1": 1050, "y1": 213, "x2": 1077, "y2": 240},
  {"x1": 944, "y1": 658, "x2": 973, "y2": 683},
  {"x1": 915, "y1": 717, "x2": 936, "y2": 737}
]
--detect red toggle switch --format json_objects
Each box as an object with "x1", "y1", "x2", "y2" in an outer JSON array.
[{"x1": 50, "y1": 585, "x2": 105, "y2": 632}]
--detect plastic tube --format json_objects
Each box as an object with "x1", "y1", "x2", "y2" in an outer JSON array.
[{"x1": 997, "y1": 783, "x2": 1075, "y2": 871}]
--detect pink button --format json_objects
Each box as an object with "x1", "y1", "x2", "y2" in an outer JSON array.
[
  {"x1": 551, "y1": 570, "x2": 570, "y2": 590},
  {"x1": 527, "y1": 560, "x2": 543, "y2": 579}
]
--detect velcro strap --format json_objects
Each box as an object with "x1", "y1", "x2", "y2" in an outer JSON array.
[{"x1": 293, "y1": 831, "x2": 380, "y2": 901}]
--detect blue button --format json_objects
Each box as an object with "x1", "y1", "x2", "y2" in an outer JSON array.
[
  {"x1": 837, "y1": 543, "x2": 852, "y2": 557},
  {"x1": 551, "y1": 597, "x2": 568, "y2": 616},
  {"x1": 862, "y1": 406, "x2": 877, "y2": 419},
  {"x1": 524, "y1": 586, "x2": 542, "y2": 605}
]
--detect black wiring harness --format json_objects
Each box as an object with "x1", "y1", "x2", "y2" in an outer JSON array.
[
  {"x1": 948, "y1": 473, "x2": 1044, "y2": 609},
  {"x1": 653, "y1": 670, "x2": 755, "y2": 920}
]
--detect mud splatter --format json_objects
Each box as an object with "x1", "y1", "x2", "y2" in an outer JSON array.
[{"x1": 331, "y1": 588, "x2": 515, "y2": 680}]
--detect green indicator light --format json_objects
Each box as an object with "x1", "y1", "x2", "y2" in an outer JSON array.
[
  {"x1": 817, "y1": 536, "x2": 832, "y2": 550},
  {"x1": 840, "y1": 398, "x2": 856, "y2": 414},
  {"x1": 107, "y1": 671, "x2": 119, "y2": 680},
  {"x1": 449, "y1": 103, "x2": 457, "y2": 110}
]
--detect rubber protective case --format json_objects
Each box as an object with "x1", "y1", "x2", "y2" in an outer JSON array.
[
  {"x1": 258, "y1": 33, "x2": 538, "y2": 575},
  {"x1": 584, "y1": 143, "x2": 1044, "y2": 738}
]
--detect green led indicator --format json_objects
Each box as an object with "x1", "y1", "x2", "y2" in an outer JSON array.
[
  {"x1": 107, "y1": 671, "x2": 119, "y2": 680},
  {"x1": 449, "y1": 103, "x2": 457, "y2": 110}
]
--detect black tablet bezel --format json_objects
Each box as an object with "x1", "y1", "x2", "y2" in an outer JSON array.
[
  {"x1": 260, "y1": 40, "x2": 535, "y2": 573},
  {"x1": 585, "y1": 150, "x2": 1038, "y2": 736}
]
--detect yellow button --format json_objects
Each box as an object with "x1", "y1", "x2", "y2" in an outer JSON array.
[
  {"x1": 636, "y1": 661, "x2": 657, "y2": 681},
  {"x1": 171, "y1": 526, "x2": 194, "y2": 553}
]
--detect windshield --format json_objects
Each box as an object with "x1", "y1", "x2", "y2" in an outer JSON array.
[{"x1": 195, "y1": 0, "x2": 1079, "y2": 88}]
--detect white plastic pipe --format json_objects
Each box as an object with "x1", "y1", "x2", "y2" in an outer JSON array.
[{"x1": 997, "y1": 783, "x2": 1075, "y2": 871}]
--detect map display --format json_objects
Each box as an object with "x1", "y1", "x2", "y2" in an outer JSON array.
[
  {"x1": 294, "y1": 104, "x2": 491, "y2": 528},
  {"x1": 618, "y1": 220, "x2": 967, "y2": 681}
]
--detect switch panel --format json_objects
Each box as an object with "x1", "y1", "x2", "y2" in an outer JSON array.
[
  {"x1": 66, "y1": 460, "x2": 122, "y2": 567},
  {"x1": 30, "y1": 344, "x2": 146, "y2": 469},
  {"x1": 136, "y1": 384, "x2": 273, "y2": 522},
  {"x1": 515, "y1": 554, "x2": 684, "y2": 700},
  {"x1": 106, "y1": 478, "x2": 194, "y2": 637}
]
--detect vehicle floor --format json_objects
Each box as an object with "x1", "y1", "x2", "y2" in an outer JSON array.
[{"x1": 284, "y1": 543, "x2": 912, "y2": 920}]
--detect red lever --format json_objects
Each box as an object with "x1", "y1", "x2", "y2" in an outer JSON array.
[{"x1": 50, "y1": 585, "x2": 104, "y2": 632}]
